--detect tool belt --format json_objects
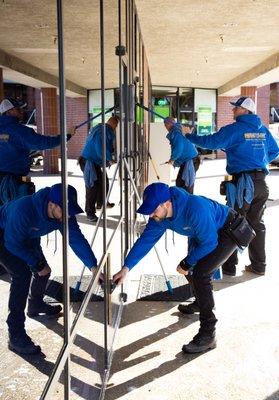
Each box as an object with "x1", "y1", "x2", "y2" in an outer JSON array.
[{"x1": 223, "y1": 211, "x2": 255, "y2": 250}]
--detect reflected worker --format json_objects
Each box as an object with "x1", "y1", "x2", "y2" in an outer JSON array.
[
  {"x1": 0, "y1": 184, "x2": 97, "y2": 355},
  {"x1": 164, "y1": 117, "x2": 199, "y2": 193},
  {"x1": 79, "y1": 116, "x2": 119, "y2": 222}
]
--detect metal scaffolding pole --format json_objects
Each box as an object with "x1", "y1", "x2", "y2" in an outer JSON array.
[
  {"x1": 56, "y1": 0, "x2": 70, "y2": 398},
  {"x1": 99, "y1": 0, "x2": 109, "y2": 371}
]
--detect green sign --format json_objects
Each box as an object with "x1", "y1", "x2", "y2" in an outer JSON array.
[
  {"x1": 89, "y1": 107, "x2": 113, "y2": 127},
  {"x1": 197, "y1": 106, "x2": 212, "y2": 135},
  {"x1": 154, "y1": 105, "x2": 169, "y2": 122}
]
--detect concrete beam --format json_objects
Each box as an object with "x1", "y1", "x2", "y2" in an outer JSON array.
[
  {"x1": 218, "y1": 52, "x2": 279, "y2": 96},
  {"x1": 0, "y1": 48, "x2": 86, "y2": 97}
]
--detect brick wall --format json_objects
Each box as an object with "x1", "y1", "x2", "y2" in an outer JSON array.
[
  {"x1": 65, "y1": 97, "x2": 88, "y2": 159},
  {"x1": 35, "y1": 90, "x2": 88, "y2": 160},
  {"x1": 217, "y1": 96, "x2": 236, "y2": 129},
  {"x1": 270, "y1": 83, "x2": 279, "y2": 108},
  {"x1": 240, "y1": 86, "x2": 256, "y2": 101},
  {"x1": 257, "y1": 85, "x2": 270, "y2": 126}
]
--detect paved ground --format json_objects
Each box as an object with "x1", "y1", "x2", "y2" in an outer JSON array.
[{"x1": 0, "y1": 158, "x2": 279, "y2": 399}]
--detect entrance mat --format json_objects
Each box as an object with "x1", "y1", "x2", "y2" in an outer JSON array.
[
  {"x1": 137, "y1": 274, "x2": 193, "y2": 301},
  {"x1": 45, "y1": 276, "x2": 104, "y2": 303}
]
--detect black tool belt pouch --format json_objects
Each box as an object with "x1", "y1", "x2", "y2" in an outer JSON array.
[{"x1": 225, "y1": 214, "x2": 255, "y2": 250}]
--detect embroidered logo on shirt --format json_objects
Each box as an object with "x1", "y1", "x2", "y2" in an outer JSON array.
[
  {"x1": 183, "y1": 226, "x2": 191, "y2": 230},
  {"x1": 244, "y1": 132, "x2": 266, "y2": 140},
  {"x1": 0, "y1": 133, "x2": 10, "y2": 141}
]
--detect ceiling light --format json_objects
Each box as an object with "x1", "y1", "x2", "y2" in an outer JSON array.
[
  {"x1": 223, "y1": 22, "x2": 238, "y2": 27},
  {"x1": 35, "y1": 23, "x2": 50, "y2": 29}
]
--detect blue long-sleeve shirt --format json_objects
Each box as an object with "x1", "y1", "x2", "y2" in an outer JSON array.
[
  {"x1": 166, "y1": 123, "x2": 198, "y2": 167},
  {"x1": 186, "y1": 114, "x2": 279, "y2": 174},
  {"x1": 0, "y1": 187, "x2": 97, "y2": 271},
  {"x1": 81, "y1": 123, "x2": 115, "y2": 166},
  {"x1": 124, "y1": 187, "x2": 229, "y2": 269},
  {"x1": 0, "y1": 115, "x2": 64, "y2": 176}
]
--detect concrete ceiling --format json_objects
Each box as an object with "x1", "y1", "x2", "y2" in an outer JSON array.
[
  {"x1": 0, "y1": 0, "x2": 278, "y2": 96},
  {"x1": 0, "y1": 0, "x2": 120, "y2": 96},
  {"x1": 135, "y1": 0, "x2": 279, "y2": 95}
]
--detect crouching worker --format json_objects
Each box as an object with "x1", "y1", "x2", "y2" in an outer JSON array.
[
  {"x1": 0, "y1": 183, "x2": 97, "y2": 355},
  {"x1": 113, "y1": 182, "x2": 254, "y2": 354}
]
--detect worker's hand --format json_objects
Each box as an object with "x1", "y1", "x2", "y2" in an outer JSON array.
[
  {"x1": 38, "y1": 265, "x2": 51, "y2": 277},
  {"x1": 176, "y1": 265, "x2": 188, "y2": 275},
  {"x1": 182, "y1": 126, "x2": 192, "y2": 135},
  {"x1": 68, "y1": 126, "x2": 77, "y2": 137},
  {"x1": 113, "y1": 266, "x2": 129, "y2": 285}
]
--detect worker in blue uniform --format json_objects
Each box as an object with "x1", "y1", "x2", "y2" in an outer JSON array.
[
  {"x1": 0, "y1": 98, "x2": 76, "y2": 276},
  {"x1": 112, "y1": 182, "x2": 253, "y2": 353},
  {"x1": 185, "y1": 97, "x2": 279, "y2": 276},
  {"x1": 79, "y1": 116, "x2": 119, "y2": 222},
  {"x1": 0, "y1": 183, "x2": 97, "y2": 355},
  {"x1": 164, "y1": 117, "x2": 199, "y2": 193}
]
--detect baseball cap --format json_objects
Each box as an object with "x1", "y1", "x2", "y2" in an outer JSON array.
[
  {"x1": 0, "y1": 98, "x2": 27, "y2": 114},
  {"x1": 48, "y1": 183, "x2": 83, "y2": 216},
  {"x1": 137, "y1": 182, "x2": 171, "y2": 215},
  {"x1": 229, "y1": 97, "x2": 256, "y2": 113}
]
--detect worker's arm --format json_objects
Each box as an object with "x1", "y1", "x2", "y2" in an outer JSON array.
[
  {"x1": 186, "y1": 125, "x2": 236, "y2": 151},
  {"x1": 16, "y1": 125, "x2": 76, "y2": 151},
  {"x1": 64, "y1": 217, "x2": 97, "y2": 270},
  {"x1": 113, "y1": 219, "x2": 166, "y2": 285},
  {"x1": 169, "y1": 132, "x2": 185, "y2": 162}
]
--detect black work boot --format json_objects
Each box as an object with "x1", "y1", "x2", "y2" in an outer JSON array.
[
  {"x1": 178, "y1": 300, "x2": 200, "y2": 315},
  {"x1": 8, "y1": 332, "x2": 41, "y2": 355},
  {"x1": 27, "y1": 302, "x2": 62, "y2": 318},
  {"x1": 245, "y1": 264, "x2": 265, "y2": 276},
  {"x1": 182, "y1": 333, "x2": 216, "y2": 354},
  {"x1": 222, "y1": 267, "x2": 236, "y2": 276}
]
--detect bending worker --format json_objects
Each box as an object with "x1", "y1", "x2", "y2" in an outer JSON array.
[
  {"x1": 0, "y1": 183, "x2": 97, "y2": 355},
  {"x1": 79, "y1": 116, "x2": 119, "y2": 222},
  {"x1": 185, "y1": 97, "x2": 279, "y2": 276},
  {"x1": 164, "y1": 117, "x2": 199, "y2": 194},
  {"x1": 113, "y1": 182, "x2": 253, "y2": 354},
  {"x1": 0, "y1": 98, "x2": 76, "y2": 275}
]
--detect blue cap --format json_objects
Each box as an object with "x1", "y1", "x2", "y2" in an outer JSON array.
[
  {"x1": 137, "y1": 183, "x2": 171, "y2": 215},
  {"x1": 164, "y1": 117, "x2": 175, "y2": 124},
  {"x1": 48, "y1": 183, "x2": 83, "y2": 216}
]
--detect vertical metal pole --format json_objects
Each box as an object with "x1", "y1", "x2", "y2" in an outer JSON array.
[
  {"x1": 57, "y1": 1, "x2": 70, "y2": 398},
  {"x1": 99, "y1": 0, "x2": 108, "y2": 370},
  {"x1": 118, "y1": 0, "x2": 124, "y2": 267}
]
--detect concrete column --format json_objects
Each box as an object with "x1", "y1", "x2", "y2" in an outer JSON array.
[
  {"x1": 256, "y1": 85, "x2": 270, "y2": 126},
  {"x1": 36, "y1": 88, "x2": 59, "y2": 174},
  {"x1": 0, "y1": 68, "x2": 4, "y2": 101}
]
